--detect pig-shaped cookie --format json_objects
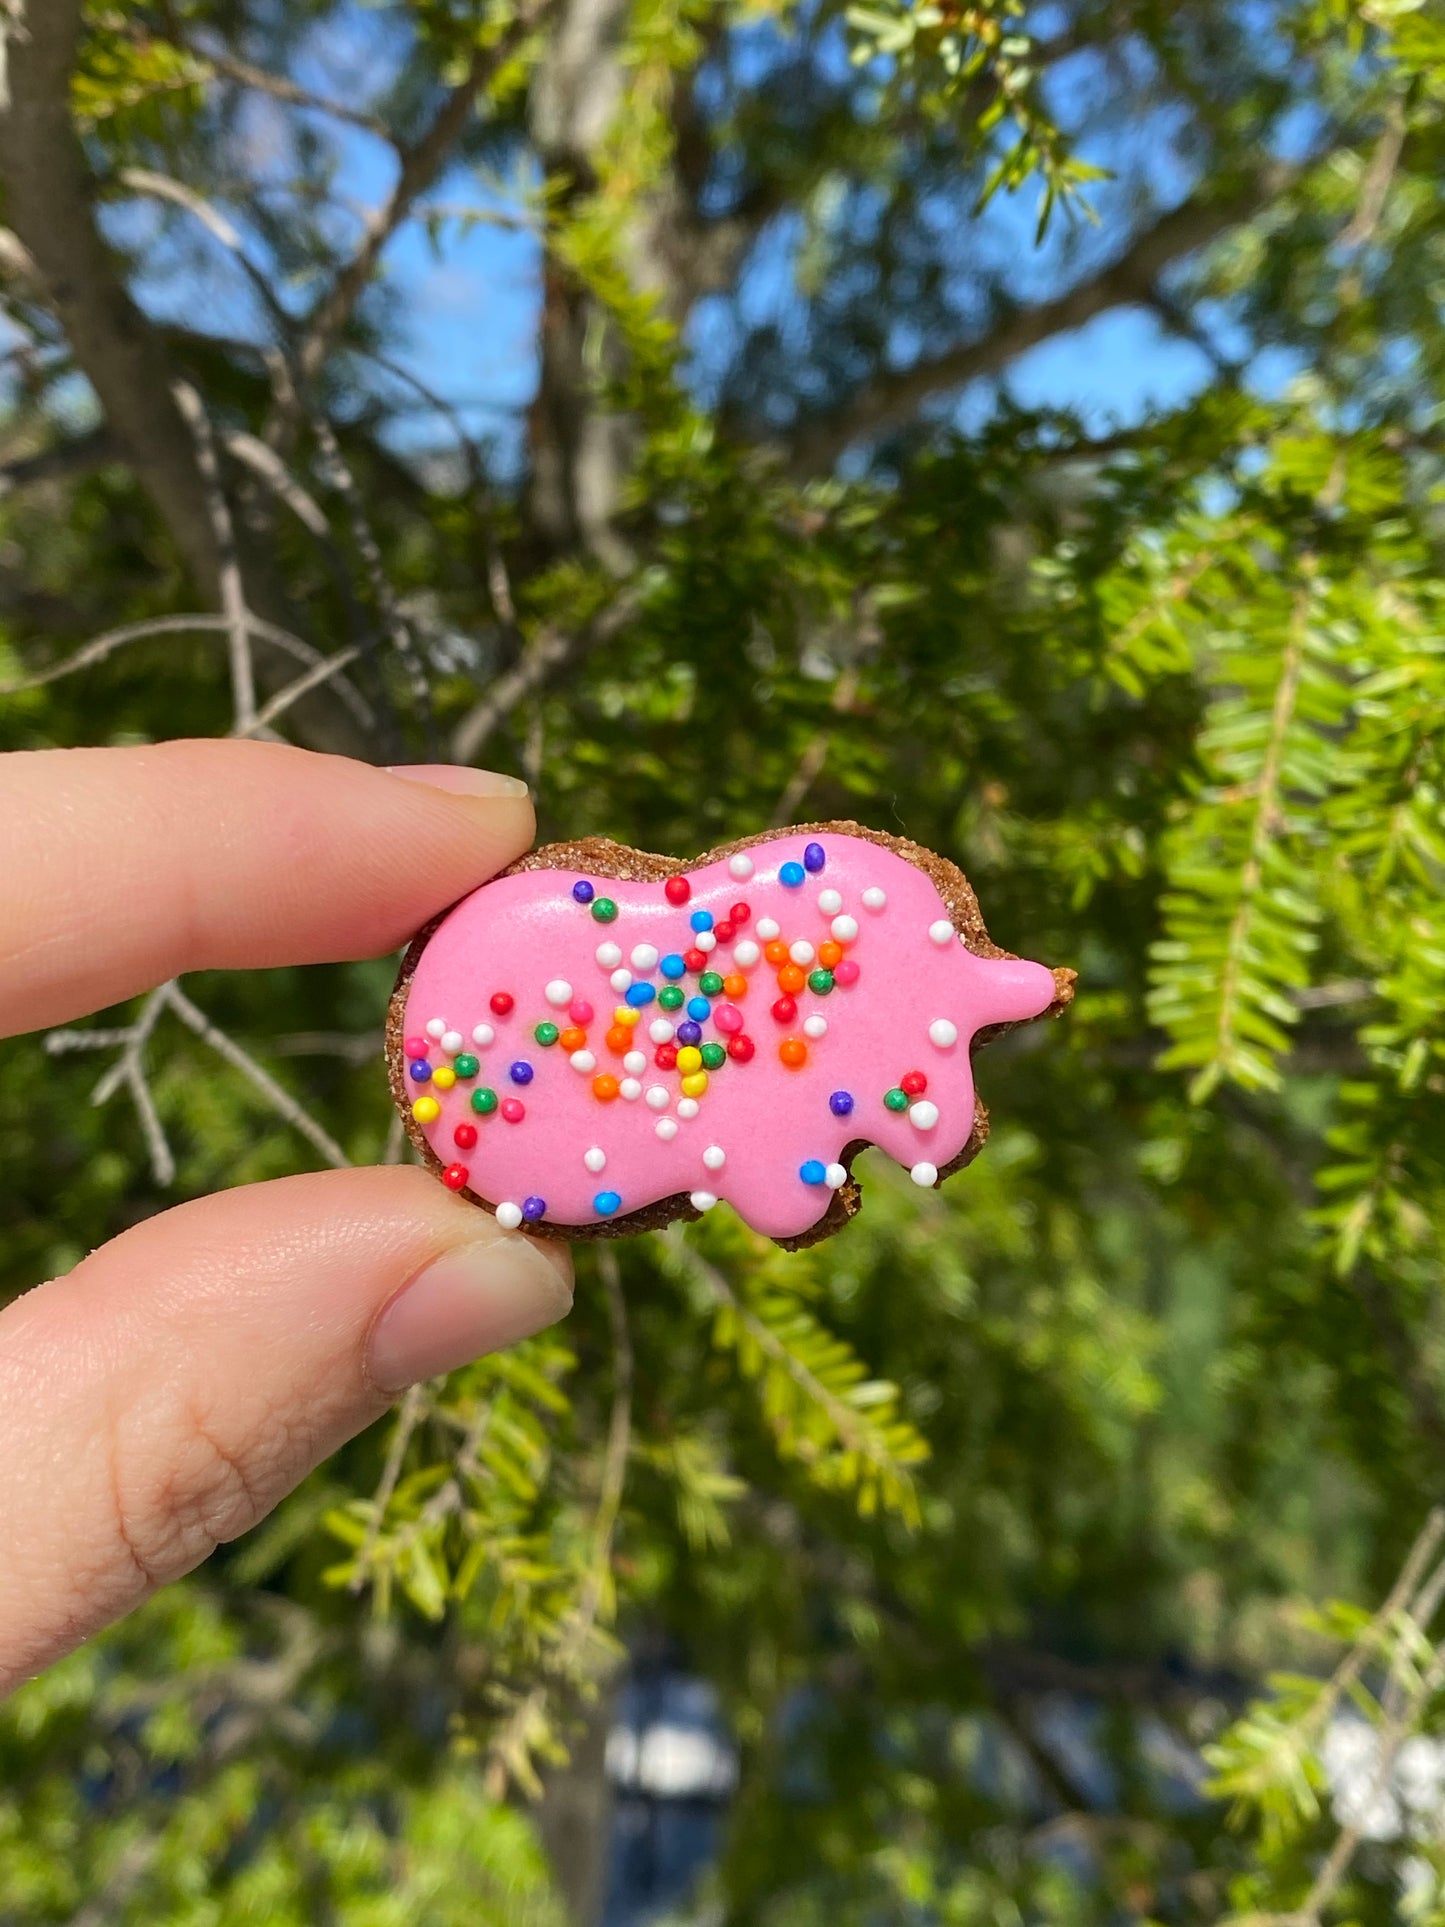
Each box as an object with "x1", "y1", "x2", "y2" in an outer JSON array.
[{"x1": 387, "y1": 822, "x2": 1073, "y2": 1249}]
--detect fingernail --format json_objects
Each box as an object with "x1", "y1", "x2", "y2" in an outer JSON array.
[
  {"x1": 367, "y1": 1232, "x2": 573, "y2": 1391},
  {"x1": 388, "y1": 763, "x2": 529, "y2": 799}
]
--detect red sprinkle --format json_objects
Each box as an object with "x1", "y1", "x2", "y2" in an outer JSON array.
[
  {"x1": 569, "y1": 999, "x2": 594, "y2": 1026},
  {"x1": 901, "y1": 1070, "x2": 928, "y2": 1096},
  {"x1": 454, "y1": 1123, "x2": 478, "y2": 1150},
  {"x1": 833, "y1": 959, "x2": 860, "y2": 986},
  {"x1": 655, "y1": 1042, "x2": 680, "y2": 1070},
  {"x1": 490, "y1": 991, "x2": 514, "y2": 1016},
  {"x1": 501, "y1": 1097, "x2": 525, "y2": 1122},
  {"x1": 442, "y1": 1163, "x2": 469, "y2": 1190},
  {"x1": 730, "y1": 902, "x2": 751, "y2": 924},
  {"x1": 727, "y1": 1033, "x2": 756, "y2": 1062},
  {"x1": 684, "y1": 947, "x2": 708, "y2": 973},
  {"x1": 404, "y1": 1035, "x2": 427, "y2": 1058},
  {"x1": 714, "y1": 920, "x2": 735, "y2": 944},
  {"x1": 771, "y1": 995, "x2": 797, "y2": 1024},
  {"x1": 665, "y1": 875, "x2": 691, "y2": 904}
]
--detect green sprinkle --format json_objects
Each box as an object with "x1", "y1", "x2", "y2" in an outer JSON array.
[
  {"x1": 658, "y1": 984, "x2": 685, "y2": 1011},
  {"x1": 700, "y1": 1041, "x2": 726, "y2": 1070},
  {"x1": 807, "y1": 968, "x2": 835, "y2": 995},
  {"x1": 884, "y1": 1087, "x2": 908, "y2": 1113},
  {"x1": 472, "y1": 1086, "x2": 499, "y2": 1115},
  {"x1": 534, "y1": 1022, "x2": 559, "y2": 1046},
  {"x1": 699, "y1": 971, "x2": 725, "y2": 997},
  {"x1": 591, "y1": 897, "x2": 618, "y2": 923},
  {"x1": 453, "y1": 1052, "x2": 479, "y2": 1079}
]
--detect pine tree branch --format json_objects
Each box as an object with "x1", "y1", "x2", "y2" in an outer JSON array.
[{"x1": 786, "y1": 159, "x2": 1315, "y2": 476}]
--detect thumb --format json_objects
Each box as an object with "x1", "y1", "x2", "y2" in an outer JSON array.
[{"x1": 0, "y1": 1166, "x2": 572, "y2": 1693}]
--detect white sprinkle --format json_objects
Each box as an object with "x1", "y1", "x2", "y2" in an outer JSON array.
[
  {"x1": 910, "y1": 1100, "x2": 940, "y2": 1130},
  {"x1": 649, "y1": 1018, "x2": 676, "y2": 1044},
  {"x1": 584, "y1": 1147, "x2": 607, "y2": 1174},
  {"x1": 818, "y1": 888, "x2": 844, "y2": 915},
  {"x1": 910, "y1": 1161, "x2": 939, "y2": 1188},
  {"x1": 610, "y1": 968, "x2": 633, "y2": 993},
  {"x1": 728, "y1": 852, "x2": 754, "y2": 879},
  {"x1": 690, "y1": 1191, "x2": 718, "y2": 1211},
  {"x1": 756, "y1": 916, "x2": 781, "y2": 941},
  {"x1": 825, "y1": 1163, "x2": 847, "y2": 1189},
  {"x1": 695, "y1": 930, "x2": 717, "y2": 953},
  {"x1": 440, "y1": 1030, "x2": 464, "y2": 1055},
  {"x1": 677, "y1": 1097, "x2": 700, "y2": 1120},
  {"x1": 645, "y1": 1085, "x2": 671, "y2": 1111},
  {"x1": 928, "y1": 918, "x2": 954, "y2": 946},
  {"x1": 630, "y1": 943, "x2": 659, "y2": 973},
  {"x1": 471, "y1": 1022, "x2": 496, "y2": 1048},
  {"x1": 495, "y1": 1201, "x2": 524, "y2": 1229},
  {"x1": 702, "y1": 1145, "x2": 726, "y2": 1172},
  {"x1": 732, "y1": 939, "x2": 761, "y2": 968},
  {"x1": 830, "y1": 914, "x2": 859, "y2": 945},
  {"x1": 623, "y1": 1049, "x2": 647, "y2": 1075},
  {"x1": 929, "y1": 1018, "x2": 959, "y2": 1048},
  {"x1": 544, "y1": 979, "x2": 573, "y2": 1009},
  {"x1": 596, "y1": 941, "x2": 623, "y2": 969},
  {"x1": 656, "y1": 1117, "x2": 679, "y2": 1141},
  {"x1": 789, "y1": 939, "x2": 816, "y2": 966},
  {"x1": 862, "y1": 887, "x2": 887, "y2": 911},
  {"x1": 620, "y1": 1078, "x2": 642, "y2": 1101},
  {"x1": 570, "y1": 1050, "x2": 597, "y2": 1073},
  {"x1": 803, "y1": 1015, "x2": 828, "y2": 1040},
  {"x1": 426, "y1": 1017, "x2": 447, "y2": 1040}
]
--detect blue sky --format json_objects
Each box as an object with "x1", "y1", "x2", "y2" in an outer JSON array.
[{"x1": 57, "y1": 4, "x2": 1266, "y2": 471}]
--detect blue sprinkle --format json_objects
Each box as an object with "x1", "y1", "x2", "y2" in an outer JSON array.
[
  {"x1": 408, "y1": 1059, "x2": 432, "y2": 1083},
  {"x1": 522, "y1": 1196, "x2": 547, "y2": 1222},
  {"x1": 799, "y1": 1159, "x2": 828, "y2": 1185},
  {"x1": 509, "y1": 1060, "x2": 534, "y2": 1085},
  {"x1": 829, "y1": 1090, "x2": 855, "y2": 1117},
  {"x1": 803, "y1": 842, "x2": 826, "y2": 873},
  {"x1": 676, "y1": 1020, "x2": 703, "y2": 1046},
  {"x1": 779, "y1": 861, "x2": 806, "y2": 887},
  {"x1": 689, "y1": 908, "x2": 715, "y2": 932},
  {"x1": 660, "y1": 953, "x2": 687, "y2": 980},
  {"x1": 625, "y1": 981, "x2": 657, "y2": 1007},
  {"x1": 572, "y1": 879, "x2": 595, "y2": 904},
  {"x1": 594, "y1": 1190, "x2": 622, "y2": 1217},
  {"x1": 686, "y1": 996, "x2": 711, "y2": 1022}
]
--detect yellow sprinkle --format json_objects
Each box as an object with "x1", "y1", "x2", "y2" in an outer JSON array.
[
  {"x1": 675, "y1": 1045, "x2": 703, "y2": 1074},
  {"x1": 430, "y1": 1065, "x2": 457, "y2": 1090},
  {"x1": 412, "y1": 1096, "x2": 441, "y2": 1123},
  {"x1": 613, "y1": 1005, "x2": 641, "y2": 1027},
  {"x1": 681, "y1": 1071, "x2": 709, "y2": 1098}
]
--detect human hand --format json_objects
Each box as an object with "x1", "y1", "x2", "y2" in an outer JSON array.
[{"x1": 0, "y1": 740, "x2": 574, "y2": 1695}]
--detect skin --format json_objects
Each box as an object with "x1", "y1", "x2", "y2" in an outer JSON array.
[{"x1": 0, "y1": 740, "x2": 575, "y2": 1697}]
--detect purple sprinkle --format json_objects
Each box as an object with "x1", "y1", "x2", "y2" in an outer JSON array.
[
  {"x1": 409, "y1": 1059, "x2": 432, "y2": 1083},
  {"x1": 522, "y1": 1196, "x2": 547, "y2": 1222},
  {"x1": 829, "y1": 1090, "x2": 854, "y2": 1116},
  {"x1": 509, "y1": 1060, "x2": 534, "y2": 1085},
  {"x1": 803, "y1": 842, "x2": 826, "y2": 873},
  {"x1": 676, "y1": 1020, "x2": 703, "y2": 1046},
  {"x1": 573, "y1": 879, "x2": 595, "y2": 903}
]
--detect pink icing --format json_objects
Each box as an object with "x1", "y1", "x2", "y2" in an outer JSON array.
[{"x1": 400, "y1": 833, "x2": 1056, "y2": 1241}]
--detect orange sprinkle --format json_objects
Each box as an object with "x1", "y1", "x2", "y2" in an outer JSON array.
[
  {"x1": 559, "y1": 1025, "x2": 587, "y2": 1052},
  {"x1": 778, "y1": 1037, "x2": 808, "y2": 1068},
  {"x1": 764, "y1": 939, "x2": 790, "y2": 966},
  {"x1": 605, "y1": 1025, "x2": 632, "y2": 1054},
  {"x1": 592, "y1": 1074, "x2": 620, "y2": 1101},
  {"x1": 818, "y1": 940, "x2": 843, "y2": 969},
  {"x1": 722, "y1": 972, "x2": 747, "y2": 998},
  {"x1": 777, "y1": 963, "x2": 806, "y2": 994}
]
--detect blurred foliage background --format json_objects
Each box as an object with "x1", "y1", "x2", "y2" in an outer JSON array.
[{"x1": 2, "y1": 0, "x2": 1445, "y2": 1919}]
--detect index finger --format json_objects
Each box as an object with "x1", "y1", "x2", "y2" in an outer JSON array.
[{"x1": 0, "y1": 740, "x2": 533, "y2": 1035}]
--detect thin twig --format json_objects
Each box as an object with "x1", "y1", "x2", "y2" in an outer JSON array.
[
  {"x1": 194, "y1": 44, "x2": 391, "y2": 138},
  {"x1": 172, "y1": 381, "x2": 256, "y2": 731},
  {"x1": 349, "y1": 1384, "x2": 432, "y2": 1594},
  {"x1": 238, "y1": 644, "x2": 362, "y2": 737},
  {"x1": 163, "y1": 982, "x2": 350, "y2": 1169}
]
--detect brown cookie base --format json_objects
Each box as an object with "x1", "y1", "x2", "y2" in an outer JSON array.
[{"x1": 387, "y1": 819, "x2": 1075, "y2": 1251}]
